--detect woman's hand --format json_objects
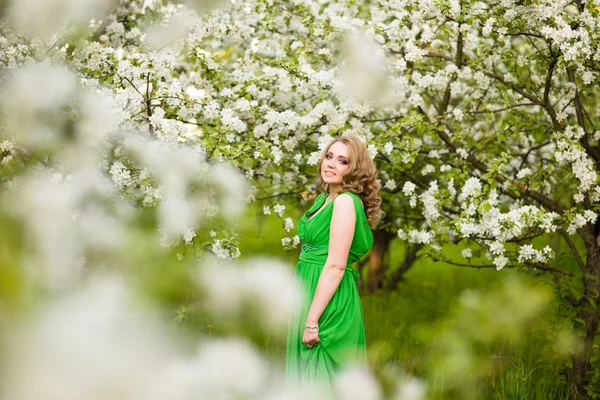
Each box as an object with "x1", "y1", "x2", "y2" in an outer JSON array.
[{"x1": 302, "y1": 328, "x2": 320, "y2": 349}]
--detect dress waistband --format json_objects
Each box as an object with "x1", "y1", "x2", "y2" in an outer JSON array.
[{"x1": 299, "y1": 241, "x2": 360, "y2": 283}]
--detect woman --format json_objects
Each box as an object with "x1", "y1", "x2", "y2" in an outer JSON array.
[{"x1": 286, "y1": 135, "x2": 383, "y2": 385}]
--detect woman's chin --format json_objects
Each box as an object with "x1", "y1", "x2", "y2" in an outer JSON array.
[{"x1": 322, "y1": 176, "x2": 340, "y2": 185}]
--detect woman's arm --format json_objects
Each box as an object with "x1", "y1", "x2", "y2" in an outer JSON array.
[{"x1": 305, "y1": 193, "x2": 356, "y2": 327}]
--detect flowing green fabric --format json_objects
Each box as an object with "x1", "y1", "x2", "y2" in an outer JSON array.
[{"x1": 286, "y1": 191, "x2": 374, "y2": 385}]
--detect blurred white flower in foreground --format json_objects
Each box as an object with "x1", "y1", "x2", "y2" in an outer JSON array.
[
  {"x1": 1, "y1": 276, "x2": 172, "y2": 400},
  {"x1": 6, "y1": 0, "x2": 117, "y2": 38},
  {"x1": 145, "y1": 8, "x2": 202, "y2": 49},
  {"x1": 198, "y1": 257, "x2": 303, "y2": 334},
  {"x1": 2, "y1": 65, "x2": 78, "y2": 151},
  {"x1": 334, "y1": 368, "x2": 382, "y2": 400},
  {"x1": 1, "y1": 64, "x2": 123, "y2": 168},
  {"x1": 166, "y1": 339, "x2": 269, "y2": 399},
  {"x1": 208, "y1": 162, "x2": 249, "y2": 221},
  {"x1": 123, "y1": 134, "x2": 207, "y2": 242},
  {"x1": 0, "y1": 275, "x2": 282, "y2": 400},
  {"x1": 394, "y1": 378, "x2": 426, "y2": 400},
  {"x1": 7, "y1": 168, "x2": 124, "y2": 289},
  {"x1": 335, "y1": 31, "x2": 393, "y2": 109}
]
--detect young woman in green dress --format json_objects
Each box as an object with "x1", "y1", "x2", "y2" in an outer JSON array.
[{"x1": 286, "y1": 135, "x2": 383, "y2": 385}]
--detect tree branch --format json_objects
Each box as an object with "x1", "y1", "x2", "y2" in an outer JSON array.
[
  {"x1": 568, "y1": 68, "x2": 587, "y2": 130},
  {"x1": 483, "y1": 70, "x2": 544, "y2": 106},
  {"x1": 254, "y1": 190, "x2": 306, "y2": 201},
  {"x1": 387, "y1": 243, "x2": 424, "y2": 290},
  {"x1": 516, "y1": 140, "x2": 552, "y2": 173},
  {"x1": 559, "y1": 230, "x2": 586, "y2": 272},
  {"x1": 505, "y1": 32, "x2": 544, "y2": 39},
  {"x1": 438, "y1": 259, "x2": 575, "y2": 276},
  {"x1": 467, "y1": 103, "x2": 537, "y2": 115},
  {"x1": 456, "y1": 31, "x2": 464, "y2": 68},
  {"x1": 416, "y1": 106, "x2": 566, "y2": 214},
  {"x1": 361, "y1": 116, "x2": 404, "y2": 123},
  {"x1": 567, "y1": 68, "x2": 600, "y2": 163},
  {"x1": 424, "y1": 52, "x2": 454, "y2": 63},
  {"x1": 466, "y1": 231, "x2": 546, "y2": 243},
  {"x1": 543, "y1": 55, "x2": 557, "y2": 106},
  {"x1": 474, "y1": 81, "x2": 494, "y2": 111},
  {"x1": 146, "y1": 72, "x2": 154, "y2": 136}
]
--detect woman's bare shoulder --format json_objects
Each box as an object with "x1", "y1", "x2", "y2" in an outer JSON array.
[{"x1": 333, "y1": 193, "x2": 356, "y2": 209}]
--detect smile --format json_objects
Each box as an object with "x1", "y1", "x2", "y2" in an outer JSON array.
[{"x1": 324, "y1": 171, "x2": 335, "y2": 176}]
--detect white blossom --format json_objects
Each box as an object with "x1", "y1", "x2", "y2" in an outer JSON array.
[
  {"x1": 516, "y1": 168, "x2": 532, "y2": 179},
  {"x1": 385, "y1": 179, "x2": 397, "y2": 191},
  {"x1": 494, "y1": 255, "x2": 508, "y2": 271},
  {"x1": 284, "y1": 217, "x2": 294, "y2": 232},
  {"x1": 452, "y1": 108, "x2": 464, "y2": 121},
  {"x1": 490, "y1": 241, "x2": 505, "y2": 255},
  {"x1": 403, "y1": 181, "x2": 417, "y2": 196},
  {"x1": 273, "y1": 203, "x2": 285, "y2": 217},
  {"x1": 110, "y1": 161, "x2": 134, "y2": 188},
  {"x1": 421, "y1": 164, "x2": 435, "y2": 175},
  {"x1": 383, "y1": 142, "x2": 394, "y2": 155},
  {"x1": 460, "y1": 177, "x2": 482, "y2": 199},
  {"x1": 406, "y1": 229, "x2": 433, "y2": 244}
]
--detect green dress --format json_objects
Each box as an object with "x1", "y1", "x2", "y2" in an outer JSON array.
[{"x1": 286, "y1": 191, "x2": 374, "y2": 384}]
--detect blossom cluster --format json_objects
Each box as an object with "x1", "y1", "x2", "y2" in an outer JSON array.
[{"x1": 4, "y1": 0, "x2": 599, "y2": 274}]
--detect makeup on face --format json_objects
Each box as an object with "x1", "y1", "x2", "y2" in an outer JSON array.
[{"x1": 321, "y1": 142, "x2": 350, "y2": 184}]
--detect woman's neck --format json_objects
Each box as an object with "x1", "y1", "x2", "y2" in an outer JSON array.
[{"x1": 328, "y1": 186, "x2": 341, "y2": 198}]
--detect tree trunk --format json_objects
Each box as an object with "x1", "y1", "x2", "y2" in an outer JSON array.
[
  {"x1": 387, "y1": 243, "x2": 423, "y2": 291},
  {"x1": 367, "y1": 230, "x2": 393, "y2": 293},
  {"x1": 570, "y1": 228, "x2": 600, "y2": 399}
]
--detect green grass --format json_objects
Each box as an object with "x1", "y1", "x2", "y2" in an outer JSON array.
[
  {"x1": 362, "y1": 261, "x2": 496, "y2": 368},
  {"x1": 489, "y1": 358, "x2": 568, "y2": 400}
]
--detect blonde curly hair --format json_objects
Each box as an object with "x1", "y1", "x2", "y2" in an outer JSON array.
[{"x1": 316, "y1": 135, "x2": 384, "y2": 229}]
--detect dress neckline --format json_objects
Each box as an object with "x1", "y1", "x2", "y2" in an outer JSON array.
[{"x1": 305, "y1": 193, "x2": 334, "y2": 222}]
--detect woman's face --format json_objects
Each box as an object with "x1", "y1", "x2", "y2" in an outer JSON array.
[{"x1": 321, "y1": 141, "x2": 350, "y2": 186}]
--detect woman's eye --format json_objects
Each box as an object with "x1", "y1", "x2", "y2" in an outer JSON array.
[
  {"x1": 325, "y1": 154, "x2": 332, "y2": 159},
  {"x1": 340, "y1": 159, "x2": 348, "y2": 165}
]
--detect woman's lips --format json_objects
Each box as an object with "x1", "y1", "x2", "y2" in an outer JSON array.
[{"x1": 324, "y1": 171, "x2": 335, "y2": 176}]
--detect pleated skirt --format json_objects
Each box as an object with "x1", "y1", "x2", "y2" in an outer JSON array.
[{"x1": 285, "y1": 260, "x2": 367, "y2": 385}]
